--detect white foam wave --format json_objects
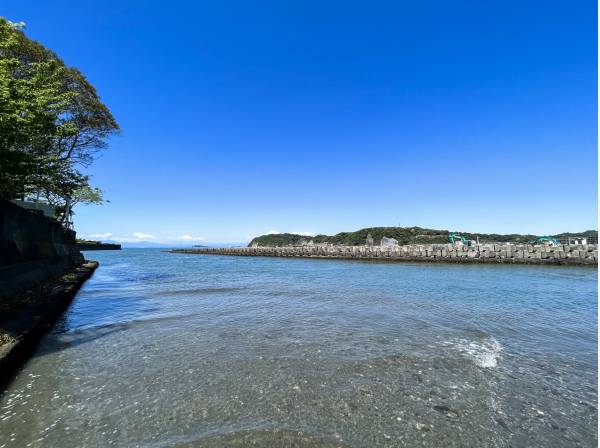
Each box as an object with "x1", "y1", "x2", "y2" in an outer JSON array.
[{"x1": 453, "y1": 336, "x2": 503, "y2": 368}]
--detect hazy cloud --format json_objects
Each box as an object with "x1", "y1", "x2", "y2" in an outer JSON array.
[
  {"x1": 132, "y1": 232, "x2": 155, "y2": 241},
  {"x1": 110, "y1": 236, "x2": 141, "y2": 243},
  {"x1": 291, "y1": 231, "x2": 315, "y2": 237},
  {"x1": 179, "y1": 235, "x2": 206, "y2": 241},
  {"x1": 88, "y1": 232, "x2": 113, "y2": 239}
]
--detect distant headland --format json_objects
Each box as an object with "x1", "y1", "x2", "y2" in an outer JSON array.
[{"x1": 76, "y1": 240, "x2": 122, "y2": 251}]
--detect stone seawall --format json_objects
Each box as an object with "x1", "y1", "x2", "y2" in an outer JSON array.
[
  {"x1": 171, "y1": 243, "x2": 598, "y2": 266},
  {"x1": 0, "y1": 199, "x2": 85, "y2": 302}
]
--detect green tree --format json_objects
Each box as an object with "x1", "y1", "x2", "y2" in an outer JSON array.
[
  {"x1": 0, "y1": 19, "x2": 73, "y2": 197},
  {"x1": 54, "y1": 68, "x2": 120, "y2": 167},
  {"x1": 0, "y1": 17, "x2": 118, "y2": 222},
  {"x1": 40, "y1": 182, "x2": 104, "y2": 223}
]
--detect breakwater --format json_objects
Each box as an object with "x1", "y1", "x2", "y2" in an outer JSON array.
[{"x1": 170, "y1": 243, "x2": 598, "y2": 265}]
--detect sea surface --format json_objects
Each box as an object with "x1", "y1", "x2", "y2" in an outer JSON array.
[{"x1": 0, "y1": 249, "x2": 597, "y2": 447}]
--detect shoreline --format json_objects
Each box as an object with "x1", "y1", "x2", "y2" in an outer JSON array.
[{"x1": 0, "y1": 261, "x2": 99, "y2": 390}]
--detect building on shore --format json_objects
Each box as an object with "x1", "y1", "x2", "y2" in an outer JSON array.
[{"x1": 560, "y1": 236, "x2": 589, "y2": 245}]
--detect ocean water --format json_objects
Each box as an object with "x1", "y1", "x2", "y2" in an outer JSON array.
[{"x1": 0, "y1": 249, "x2": 597, "y2": 447}]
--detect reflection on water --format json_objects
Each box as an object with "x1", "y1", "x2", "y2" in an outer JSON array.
[{"x1": 0, "y1": 249, "x2": 597, "y2": 447}]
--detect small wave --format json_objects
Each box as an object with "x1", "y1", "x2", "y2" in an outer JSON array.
[
  {"x1": 449, "y1": 336, "x2": 503, "y2": 368},
  {"x1": 63, "y1": 313, "x2": 184, "y2": 335},
  {"x1": 155, "y1": 287, "x2": 244, "y2": 297}
]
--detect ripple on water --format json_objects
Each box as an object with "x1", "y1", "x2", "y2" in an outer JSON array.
[{"x1": 0, "y1": 250, "x2": 596, "y2": 448}]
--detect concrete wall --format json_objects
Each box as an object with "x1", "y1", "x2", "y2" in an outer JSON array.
[
  {"x1": 0, "y1": 199, "x2": 84, "y2": 301},
  {"x1": 173, "y1": 243, "x2": 598, "y2": 266}
]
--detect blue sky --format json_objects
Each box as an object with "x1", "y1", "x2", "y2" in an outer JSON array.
[{"x1": 4, "y1": 1, "x2": 598, "y2": 244}]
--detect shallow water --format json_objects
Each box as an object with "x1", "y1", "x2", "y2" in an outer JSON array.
[{"x1": 0, "y1": 249, "x2": 597, "y2": 447}]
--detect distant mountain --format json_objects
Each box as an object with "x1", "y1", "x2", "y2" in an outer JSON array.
[
  {"x1": 106, "y1": 240, "x2": 248, "y2": 249},
  {"x1": 99, "y1": 240, "x2": 165, "y2": 248},
  {"x1": 249, "y1": 227, "x2": 598, "y2": 247}
]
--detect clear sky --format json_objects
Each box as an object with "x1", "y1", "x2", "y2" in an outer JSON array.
[{"x1": 3, "y1": 1, "x2": 598, "y2": 244}]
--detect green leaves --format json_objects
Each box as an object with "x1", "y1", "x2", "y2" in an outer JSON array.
[{"x1": 0, "y1": 17, "x2": 118, "y2": 221}]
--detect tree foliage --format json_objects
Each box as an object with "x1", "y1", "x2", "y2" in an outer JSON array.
[
  {"x1": 0, "y1": 17, "x2": 118, "y2": 222},
  {"x1": 249, "y1": 227, "x2": 599, "y2": 247}
]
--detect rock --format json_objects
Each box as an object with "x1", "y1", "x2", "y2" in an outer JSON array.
[{"x1": 380, "y1": 237, "x2": 399, "y2": 247}]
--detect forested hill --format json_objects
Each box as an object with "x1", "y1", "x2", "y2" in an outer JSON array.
[{"x1": 249, "y1": 227, "x2": 598, "y2": 247}]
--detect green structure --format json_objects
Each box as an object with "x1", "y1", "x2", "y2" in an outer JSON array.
[
  {"x1": 448, "y1": 233, "x2": 475, "y2": 246},
  {"x1": 530, "y1": 236, "x2": 560, "y2": 246}
]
